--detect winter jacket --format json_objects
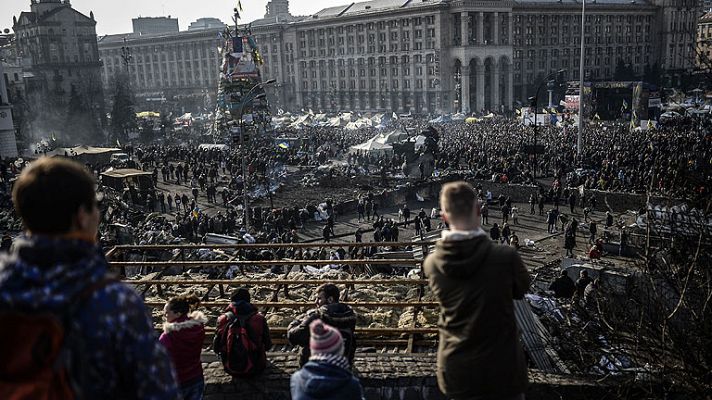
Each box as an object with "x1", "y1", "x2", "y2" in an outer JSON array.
[
  {"x1": 159, "y1": 311, "x2": 207, "y2": 386},
  {"x1": 290, "y1": 357, "x2": 363, "y2": 400},
  {"x1": 213, "y1": 301, "x2": 272, "y2": 374},
  {"x1": 0, "y1": 236, "x2": 180, "y2": 399},
  {"x1": 423, "y1": 234, "x2": 530, "y2": 399},
  {"x1": 287, "y1": 303, "x2": 357, "y2": 367}
]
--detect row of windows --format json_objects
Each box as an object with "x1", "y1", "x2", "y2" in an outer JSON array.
[
  {"x1": 514, "y1": 14, "x2": 651, "y2": 25},
  {"x1": 297, "y1": 15, "x2": 436, "y2": 38},
  {"x1": 301, "y1": 78, "x2": 438, "y2": 90},
  {"x1": 515, "y1": 45, "x2": 651, "y2": 59}
]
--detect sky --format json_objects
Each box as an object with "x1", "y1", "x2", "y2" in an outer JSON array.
[{"x1": 3, "y1": 0, "x2": 348, "y2": 35}]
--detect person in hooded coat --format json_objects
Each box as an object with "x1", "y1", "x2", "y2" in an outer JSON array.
[
  {"x1": 159, "y1": 293, "x2": 207, "y2": 400},
  {"x1": 290, "y1": 320, "x2": 363, "y2": 400},
  {"x1": 424, "y1": 181, "x2": 530, "y2": 400},
  {"x1": 0, "y1": 158, "x2": 180, "y2": 399},
  {"x1": 213, "y1": 287, "x2": 272, "y2": 376}
]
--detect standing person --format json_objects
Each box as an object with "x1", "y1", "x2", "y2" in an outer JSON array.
[
  {"x1": 414, "y1": 215, "x2": 422, "y2": 238},
  {"x1": 0, "y1": 158, "x2": 179, "y2": 399},
  {"x1": 356, "y1": 200, "x2": 365, "y2": 223},
  {"x1": 290, "y1": 320, "x2": 364, "y2": 400},
  {"x1": 575, "y1": 270, "x2": 593, "y2": 298},
  {"x1": 287, "y1": 284, "x2": 357, "y2": 367},
  {"x1": 568, "y1": 192, "x2": 576, "y2": 214},
  {"x1": 528, "y1": 194, "x2": 536, "y2": 215},
  {"x1": 424, "y1": 181, "x2": 530, "y2": 400},
  {"x1": 589, "y1": 220, "x2": 598, "y2": 244},
  {"x1": 402, "y1": 204, "x2": 411, "y2": 227},
  {"x1": 213, "y1": 288, "x2": 272, "y2": 377},
  {"x1": 480, "y1": 202, "x2": 489, "y2": 225},
  {"x1": 511, "y1": 206, "x2": 519, "y2": 225},
  {"x1": 160, "y1": 294, "x2": 207, "y2": 400},
  {"x1": 490, "y1": 222, "x2": 501, "y2": 241}
]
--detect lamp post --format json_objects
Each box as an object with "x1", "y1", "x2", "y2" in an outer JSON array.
[
  {"x1": 577, "y1": 0, "x2": 586, "y2": 161},
  {"x1": 237, "y1": 79, "x2": 276, "y2": 228},
  {"x1": 529, "y1": 69, "x2": 565, "y2": 180}
]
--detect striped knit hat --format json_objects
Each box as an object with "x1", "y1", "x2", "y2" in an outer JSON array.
[{"x1": 309, "y1": 319, "x2": 344, "y2": 356}]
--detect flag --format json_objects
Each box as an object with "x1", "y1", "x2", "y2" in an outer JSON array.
[
  {"x1": 647, "y1": 119, "x2": 655, "y2": 130},
  {"x1": 116, "y1": 139, "x2": 121, "y2": 147},
  {"x1": 559, "y1": 100, "x2": 567, "y2": 107},
  {"x1": 416, "y1": 193, "x2": 425, "y2": 202},
  {"x1": 593, "y1": 113, "x2": 601, "y2": 120},
  {"x1": 237, "y1": 1, "x2": 242, "y2": 11},
  {"x1": 278, "y1": 142, "x2": 289, "y2": 149},
  {"x1": 515, "y1": 108, "x2": 521, "y2": 115}
]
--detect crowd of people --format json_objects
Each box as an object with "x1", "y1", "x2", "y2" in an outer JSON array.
[{"x1": 0, "y1": 109, "x2": 709, "y2": 399}]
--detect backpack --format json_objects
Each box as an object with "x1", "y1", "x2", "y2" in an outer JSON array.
[
  {"x1": 0, "y1": 277, "x2": 116, "y2": 400},
  {"x1": 213, "y1": 311, "x2": 267, "y2": 377}
]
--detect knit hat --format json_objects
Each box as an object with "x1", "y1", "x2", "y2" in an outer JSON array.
[{"x1": 309, "y1": 319, "x2": 344, "y2": 356}]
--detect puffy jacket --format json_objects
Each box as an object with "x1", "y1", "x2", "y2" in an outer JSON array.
[
  {"x1": 159, "y1": 311, "x2": 206, "y2": 386},
  {"x1": 0, "y1": 236, "x2": 180, "y2": 399},
  {"x1": 290, "y1": 360, "x2": 363, "y2": 400},
  {"x1": 287, "y1": 303, "x2": 357, "y2": 367}
]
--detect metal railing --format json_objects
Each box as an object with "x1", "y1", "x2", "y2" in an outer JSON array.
[{"x1": 108, "y1": 241, "x2": 438, "y2": 352}]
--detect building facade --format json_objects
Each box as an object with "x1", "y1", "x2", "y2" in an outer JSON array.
[
  {"x1": 250, "y1": 0, "x2": 699, "y2": 115},
  {"x1": 12, "y1": 0, "x2": 104, "y2": 141},
  {"x1": 96, "y1": 0, "x2": 699, "y2": 115},
  {"x1": 698, "y1": 11, "x2": 712, "y2": 72},
  {"x1": 132, "y1": 17, "x2": 179, "y2": 35},
  {"x1": 98, "y1": 19, "x2": 226, "y2": 111}
]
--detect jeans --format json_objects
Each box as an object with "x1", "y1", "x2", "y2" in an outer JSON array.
[{"x1": 180, "y1": 378, "x2": 205, "y2": 400}]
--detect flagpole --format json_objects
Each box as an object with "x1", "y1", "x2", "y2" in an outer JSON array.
[{"x1": 576, "y1": 0, "x2": 585, "y2": 162}]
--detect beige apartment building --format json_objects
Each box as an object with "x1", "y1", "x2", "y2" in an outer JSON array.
[{"x1": 99, "y1": 0, "x2": 700, "y2": 114}]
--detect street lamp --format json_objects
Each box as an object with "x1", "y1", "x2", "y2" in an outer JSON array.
[
  {"x1": 528, "y1": 69, "x2": 565, "y2": 180},
  {"x1": 237, "y1": 79, "x2": 276, "y2": 228}
]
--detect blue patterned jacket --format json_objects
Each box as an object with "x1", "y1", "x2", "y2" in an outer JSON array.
[{"x1": 0, "y1": 235, "x2": 180, "y2": 399}]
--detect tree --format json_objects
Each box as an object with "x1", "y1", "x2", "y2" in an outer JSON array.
[
  {"x1": 109, "y1": 74, "x2": 136, "y2": 146},
  {"x1": 64, "y1": 84, "x2": 96, "y2": 145}
]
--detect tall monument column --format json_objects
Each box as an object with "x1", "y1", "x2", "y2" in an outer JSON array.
[{"x1": 461, "y1": 64, "x2": 471, "y2": 114}]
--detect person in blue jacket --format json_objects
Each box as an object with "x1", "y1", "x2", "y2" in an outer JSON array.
[
  {"x1": 0, "y1": 158, "x2": 180, "y2": 399},
  {"x1": 290, "y1": 319, "x2": 363, "y2": 400}
]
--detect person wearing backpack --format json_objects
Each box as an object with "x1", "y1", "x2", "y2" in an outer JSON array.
[
  {"x1": 160, "y1": 294, "x2": 207, "y2": 400},
  {"x1": 213, "y1": 287, "x2": 272, "y2": 377},
  {"x1": 287, "y1": 283, "x2": 357, "y2": 368},
  {"x1": 0, "y1": 158, "x2": 180, "y2": 399},
  {"x1": 290, "y1": 320, "x2": 364, "y2": 400}
]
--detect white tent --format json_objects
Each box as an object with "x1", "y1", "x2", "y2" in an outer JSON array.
[
  {"x1": 374, "y1": 129, "x2": 408, "y2": 144},
  {"x1": 350, "y1": 137, "x2": 393, "y2": 153}
]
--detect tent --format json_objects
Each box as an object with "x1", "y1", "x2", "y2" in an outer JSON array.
[
  {"x1": 47, "y1": 145, "x2": 122, "y2": 164},
  {"x1": 136, "y1": 111, "x2": 160, "y2": 118},
  {"x1": 451, "y1": 113, "x2": 466, "y2": 121},
  {"x1": 375, "y1": 129, "x2": 408, "y2": 144},
  {"x1": 428, "y1": 115, "x2": 452, "y2": 124},
  {"x1": 349, "y1": 137, "x2": 393, "y2": 153}
]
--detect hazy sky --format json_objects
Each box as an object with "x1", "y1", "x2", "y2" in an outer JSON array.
[{"x1": 3, "y1": 0, "x2": 347, "y2": 35}]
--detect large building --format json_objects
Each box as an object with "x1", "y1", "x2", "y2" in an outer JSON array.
[
  {"x1": 12, "y1": 0, "x2": 104, "y2": 142},
  {"x1": 98, "y1": 18, "x2": 227, "y2": 111},
  {"x1": 250, "y1": 0, "x2": 699, "y2": 114},
  {"x1": 97, "y1": 0, "x2": 700, "y2": 115},
  {"x1": 132, "y1": 17, "x2": 179, "y2": 36}
]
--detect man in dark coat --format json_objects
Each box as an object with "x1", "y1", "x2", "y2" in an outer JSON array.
[
  {"x1": 424, "y1": 181, "x2": 530, "y2": 400},
  {"x1": 287, "y1": 284, "x2": 357, "y2": 367},
  {"x1": 549, "y1": 270, "x2": 576, "y2": 298}
]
